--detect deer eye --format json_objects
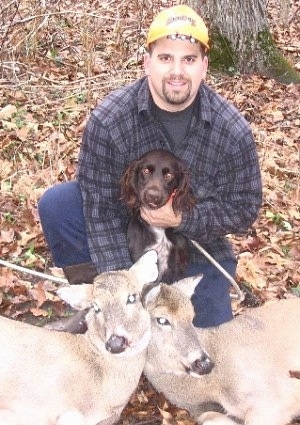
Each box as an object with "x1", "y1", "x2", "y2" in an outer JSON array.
[
  {"x1": 127, "y1": 294, "x2": 137, "y2": 304},
  {"x1": 157, "y1": 317, "x2": 170, "y2": 326},
  {"x1": 93, "y1": 302, "x2": 101, "y2": 313}
]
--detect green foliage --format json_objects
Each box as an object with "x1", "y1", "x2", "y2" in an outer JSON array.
[
  {"x1": 257, "y1": 29, "x2": 300, "y2": 84},
  {"x1": 23, "y1": 244, "x2": 36, "y2": 261},
  {"x1": 281, "y1": 245, "x2": 290, "y2": 256},
  {"x1": 207, "y1": 27, "x2": 300, "y2": 84},
  {"x1": 291, "y1": 286, "x2": 300, "y2": 296},
  {"x1": 208, "y1": 29, "x2": 238, "y2": 75},
  {"x1": 265, "y1": 211, "x2": 292, "y2": 231},
  {"x1": 18, "y1": 244, "x2": 45, "y2": 268},
  {"x1": 52, "y1": 110, "x2": 71, "y2": 127},
  {"x1": 76, "y1": 93, "x2": 88, "y2": 104},
  {"x1": 3, "y1": 212, "x2": 16, "y2": 223}
]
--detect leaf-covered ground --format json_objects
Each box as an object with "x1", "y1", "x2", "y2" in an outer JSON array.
[{"x1": 0, "y1": 0, "x2": 299, "y2": 423}]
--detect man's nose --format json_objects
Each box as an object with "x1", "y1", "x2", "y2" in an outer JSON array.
[{"x1": 170, "y1": 59, "x2": 183, "y2": 74}]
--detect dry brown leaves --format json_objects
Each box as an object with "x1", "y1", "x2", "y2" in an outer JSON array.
[
  {"x1": 0, "y1": 0, "x2": 299, "y2": 424},
  {"x1": 212, "y1": 74, "x2": 300, "y2": 305}
]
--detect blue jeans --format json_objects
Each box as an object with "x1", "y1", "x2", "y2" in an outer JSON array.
[{"x1": 38, "y1": 181, "x2": 235, "y2": 327}]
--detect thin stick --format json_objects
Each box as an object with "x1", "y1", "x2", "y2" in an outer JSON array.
[
  {"x1": 191, "y1": 239, "x2": 244, "y2": 302},
  {"x1": 0, "y1": 259, "x2": 68, "y2": 285},
  {"x1": 1, "y1": 241, "x2": 245, "y2": 302}
]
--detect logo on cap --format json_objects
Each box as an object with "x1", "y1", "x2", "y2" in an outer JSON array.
[{"x1": 166, "y1": 15, "x2": 197, "y2": 27}]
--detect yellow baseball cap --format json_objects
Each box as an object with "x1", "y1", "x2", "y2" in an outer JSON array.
[{"x1": 147, "y1": 5, "x2": 209, "y2": 50}]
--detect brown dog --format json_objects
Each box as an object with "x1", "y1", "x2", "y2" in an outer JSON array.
[{"x1": 121, "y1": 149, "x2": 196, "y2": 283}]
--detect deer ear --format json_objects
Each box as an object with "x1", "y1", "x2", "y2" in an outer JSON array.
[
  {"x1": 172, "y1": 274, "x2": 202, "y2": 299},
  {"x1": 142, "y1": 282, "x2": 161, "y2": 307},
  {"x1": 130, "y1": 250, "x2": 159, "y2": 286},
  {"x1": 57, "y1": 284, "x2": 94, "y2": 310}
]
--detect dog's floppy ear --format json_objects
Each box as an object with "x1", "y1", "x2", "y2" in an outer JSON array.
[
  {"x1": 172, "y1": 167, "x2": 196, "y2": 213},
  {"x1": 120, "y1": 160, "x2": 140, "y2": 212}
]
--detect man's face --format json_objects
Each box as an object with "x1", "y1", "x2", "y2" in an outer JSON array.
[{"x1": 144, "y1": 36, "x2": 208, "y2": 112}]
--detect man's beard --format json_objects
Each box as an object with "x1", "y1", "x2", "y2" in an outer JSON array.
[{"x1": 162, "y1": 76, "x2": 192, "y2": 105}]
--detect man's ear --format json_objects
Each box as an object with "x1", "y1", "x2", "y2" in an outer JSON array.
[
  {"x1": 201, "y1": 54, "x2": 208, "y2": 80},
  {"x1": 143, "y1": 52, "x2": 151, "y2": 76}
]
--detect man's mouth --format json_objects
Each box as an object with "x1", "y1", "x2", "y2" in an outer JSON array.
[{"x1": 168, "y1": 80, "x2": 186, "y2": 87}]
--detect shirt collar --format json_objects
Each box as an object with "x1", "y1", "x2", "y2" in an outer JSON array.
[{"x1": 194, "y1": 82, "x2": 212, "y2": 124}]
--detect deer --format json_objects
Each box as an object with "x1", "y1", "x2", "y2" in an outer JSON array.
[
  {"x1": 0, "y1": 250, "x2": 162, "y2": 425},
  {"x1": 144, "y1": 275, "x2": 300, "y2": 425}
]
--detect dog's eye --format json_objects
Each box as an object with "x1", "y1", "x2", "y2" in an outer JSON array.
[
  {"x1": 164, "y1": 172, "x2": 174, "y2": 180},
  {"x1": 143, "y1": 168, "x2": 150, "y2": 175}
]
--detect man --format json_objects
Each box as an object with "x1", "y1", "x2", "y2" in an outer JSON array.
[{"x1": 38, "y1": 5, "x2": 262, "y2": 329}]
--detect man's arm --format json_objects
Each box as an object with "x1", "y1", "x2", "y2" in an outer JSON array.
[
  {"x1": 181, "y1": 130, "x2": 262, "y2": 243},
  {"x1": 76, "y1": 112, "x2": 132, "y2": 272}
]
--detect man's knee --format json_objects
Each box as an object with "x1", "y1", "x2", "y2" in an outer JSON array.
[
  {"x1": 38, "y1": 181, "x2": 82, "y2": 225},
  {"x1": 190, "y1": 260, "x2": 236, "y2": 328},
  {"x1": 38, "y1": 181, "x2": 91, "y2": 267}
]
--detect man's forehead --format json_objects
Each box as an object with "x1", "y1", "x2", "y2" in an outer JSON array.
[{"x1": 151, "y1": 36, "x2": 202, "y2": 55}]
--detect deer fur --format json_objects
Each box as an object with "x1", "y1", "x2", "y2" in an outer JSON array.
[
  {"x1": 144, "y1": 276, "x2": 300, "y2": 425},
  {"x1": 0, "y1": 251, "x2": 159, "y2": 425}
]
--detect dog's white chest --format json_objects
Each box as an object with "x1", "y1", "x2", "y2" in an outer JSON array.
[{"x1": 146, "y1": 227, "x2": 173, "y2": 278}]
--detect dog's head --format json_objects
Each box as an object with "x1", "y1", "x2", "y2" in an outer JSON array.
[{"x1": 120, "y1": 150, "x2": 196, "y2": 213}]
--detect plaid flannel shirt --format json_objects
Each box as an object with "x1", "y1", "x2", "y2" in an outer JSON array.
[{"x1": 76, "y1": 76, "x2": 262, "y2": 272}]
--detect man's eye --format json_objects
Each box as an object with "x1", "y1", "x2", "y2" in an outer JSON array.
[
  {"x1": 185, "y1": 57, "x2": 196, "y2": 63},
  {"x1": 127, "y1": 294, "x2": 137, "y2": 304},
  {"x1": 159, "y1": 55, "x2": 171, "y2": 62},
  {"x1": 157, "y1": 317, "x2": 170, "y2": 326}
]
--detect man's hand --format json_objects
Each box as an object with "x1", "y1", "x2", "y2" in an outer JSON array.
[{"x1": 140, "y1": 198, "x2": 182, "y2": 228}]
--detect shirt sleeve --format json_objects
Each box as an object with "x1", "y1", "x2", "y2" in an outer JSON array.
[
  {"x1": 76, "y1": 111, "x2": 132, "y2": 273},
  {"x1": 179, "y1": 119, "x2": 262, "y2": 245}
]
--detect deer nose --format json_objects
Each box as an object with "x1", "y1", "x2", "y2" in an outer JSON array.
[
  {"x1": 190, "y1": 353, "x2": 215, "y2": 375},
  {"x1": 106, "y1": 335, "x2": 128, "y2": 354}
]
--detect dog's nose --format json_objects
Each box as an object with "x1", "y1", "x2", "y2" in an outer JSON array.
[{"x1": 144, "y1": 188, "x2": 165, "y2": 208}]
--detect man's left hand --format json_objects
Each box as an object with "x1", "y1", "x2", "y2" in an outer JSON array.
[{"x1": 140, "y1": 198, "x2": 182, "y2": 228}]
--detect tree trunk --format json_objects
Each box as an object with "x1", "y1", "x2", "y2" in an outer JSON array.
[{"x1": 186, "y1": 0, "x2": 300, "y2": 84}]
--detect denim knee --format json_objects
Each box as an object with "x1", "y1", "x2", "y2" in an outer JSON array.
[
  {"x1": 185, "y1": 260, "x2": 236, "y2": 328},
  {"x1": 38, "y1": 181, "x2": 91, "y2": 267},
  {"x1": 38, "y1": 181, "x2": 81, "y2": 226}
]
